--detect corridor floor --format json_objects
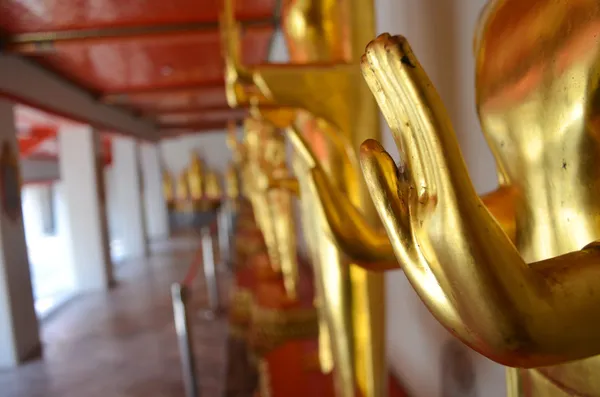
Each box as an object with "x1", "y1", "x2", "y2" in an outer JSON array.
[{"x1": 0, "y1": 236, "x2": 230, "y2": 397}]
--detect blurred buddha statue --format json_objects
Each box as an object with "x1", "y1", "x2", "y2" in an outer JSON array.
[
  {"x1": 226, "y1": 163, "x2": 240, "y2": 202},
  {"x1": 175, "y1": 170, "x2": 190, "y2": 211},
  {"x1": 238, "y1": 111, "x2": 331, "y2": 397},
  {"x1": 357, "y1": 1, "x2": 600, "y2": 395},
  {"x1": 221, "y1": 0, "x2": 392, "y2": 395},
  {"x1": 242, "y1": 113, "x2": 300, "y2": 300},
  {"x1": 226, "y1": 119, "x2": 269, "y2": 340},
  {"x1": 187, "y1": 152, "x2": 204, "y2": 202},
  {"x1": 204, "y1": 168, "x2": 223, "y2": 201}
]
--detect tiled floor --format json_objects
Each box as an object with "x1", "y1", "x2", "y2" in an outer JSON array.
[{"x1": 0, "y1": 236, "x2": 235, "y2": 397}]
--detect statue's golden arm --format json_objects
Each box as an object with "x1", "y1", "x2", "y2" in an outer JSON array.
[
  {"x1": 285, "y1": 125, "x2": 399, "y2": 269},
  {"x1": 234, "y1": 63, "x2": 357, "y2": 133},
  {"x1": 480, "y1": 186, "x2": 517, "y2": 243},
  {"x1": 220, "y1": 6, "x2": 356, "y2": 130},
  {"x1": 359, "y1": 34, "x2": 600, "y2": 368}
]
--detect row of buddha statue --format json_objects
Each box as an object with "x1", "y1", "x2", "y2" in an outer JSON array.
[
  {"x1": 162, "y1": 152, "x2": 224, "y2": 212},
  {"x1": 220, "y1": 0, "x2": 600, "y2": 396}
]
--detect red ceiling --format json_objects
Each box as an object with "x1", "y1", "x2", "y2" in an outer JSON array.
[
  {"x1": 0, "y1": 0, "x2": 278, "y2": 136},
  {"x1": 32, "y1": 27, "x2": 273, "y2": 94},
  {"x1": 102, "y1": 84, "x2": 228, "y2": 113},
  {"x1": 0, "y1": 0, "x2": 275, "y2": 32}
]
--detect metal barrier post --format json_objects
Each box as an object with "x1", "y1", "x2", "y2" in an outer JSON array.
[
  {"x1": 217, "y1": 204, "x2": 231, "y2": 266},
  {"x1": 171, "y1": 283, "x2": 199, "y2": 397},
  {"x1": 201, "y1": 226, "x2": 220, "y2": 315}
]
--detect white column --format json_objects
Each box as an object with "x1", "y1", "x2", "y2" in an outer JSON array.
[
  {"x1": 58, "y1": 126, "x2": 113, "y2": 291},
  {"x1": 140, "y1": 143, "x2": 170, "y2": 241},
  {"x1": 38, "y1": 185, "x2": 54, "y2": 234},
  {"x1": 0, "y1": 98, "x2": 40, "y2": 368},
  {"x1": 112, "y1": 136, "x2": 148, "y2": 258},
  {"x1": 22, "y1": 185, "x2": 53, "y2": 238},
  {"x1": 52, "y1": 181, "x2": 75, "y2": 289},
  {"x1": 22, "y1": 186, "x2": 44, "y2": 241}
]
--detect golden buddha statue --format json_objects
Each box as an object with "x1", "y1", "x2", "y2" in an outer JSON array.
[
  {"x1": 175, "y1": 170, "x2": 190, "y2": 209},
  {"x1": 221, "y1": 0, "x2": 390, "y2": 396},
  {"x1": 357, "y1": 1, "x2": 600, "y2": 395},
  {"x1": 204, "y1": 169, "x2": 222, "y2": 199},
  {"x1": 187, "y1": 152, "x2": 204, "y2": 202},
  {"x1": 234, "y1": 114, "x2": 330, "y2": 397},
  {"x1": 226, "y1": 163, "x2": 240, "y2": 202},
  {"x1": 232, "y1": 114, "x2": 300, "y2": 300}
]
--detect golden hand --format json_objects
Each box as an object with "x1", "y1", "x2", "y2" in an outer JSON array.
[
  {"x1": 221, "y1": 0, "x2": 360, "y2": 132},
  {"x1": 286, "y1": 125, "x2": 397, "y2": 268},
  {"x1": 360, "y1": 33, "x2": 600, "y2": 368}
]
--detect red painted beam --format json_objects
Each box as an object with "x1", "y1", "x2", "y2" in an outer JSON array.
[{"x1": 18, "y1": 125, "x2": 57, "y2": 156}]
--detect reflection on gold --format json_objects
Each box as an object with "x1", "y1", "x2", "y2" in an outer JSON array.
[
  {"x1": 221, "y1": 0, "x2": 389, "y2": 395},
  {"x1": 358, "y1": 1, "x2": 600, "y2": 394}
]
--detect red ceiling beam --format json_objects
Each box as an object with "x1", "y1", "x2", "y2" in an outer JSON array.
[
  {"x1": 100, "y1": 83, "x2": 226, "y2": 102},
  {"x1": 18, "y1": 126, "x2": 57, "y2": 156},
  {"x1": 0, "y1": 56, "x2": 159, "y2": 140},
  {"x1": 5, "y1": 18, "x2": 277, "y2": 55}
]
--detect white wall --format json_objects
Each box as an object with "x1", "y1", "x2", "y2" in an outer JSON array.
[
  {"x1": 376, "y1": 1, "x2": 505, "y2": 396},
  {"x1": 52, "y1": 182, "x2": 75, "y2": 289},
  {"x1": 268, "y1": 30, "x2": 289, "y2": 63},
  {"x1": 160, "y1": 130, "x2": 237, "y2": 176},
  {"x1": 20, "y1": 158, "x2": 60, "y2": 184}
]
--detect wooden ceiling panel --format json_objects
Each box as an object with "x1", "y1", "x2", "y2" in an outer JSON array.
[
  {"x1": 0, "y1": 0, "x2": 276, "y2": 33},
  {"x1": 33, "y1": 26, "x2": 273, "y2": 94}
]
